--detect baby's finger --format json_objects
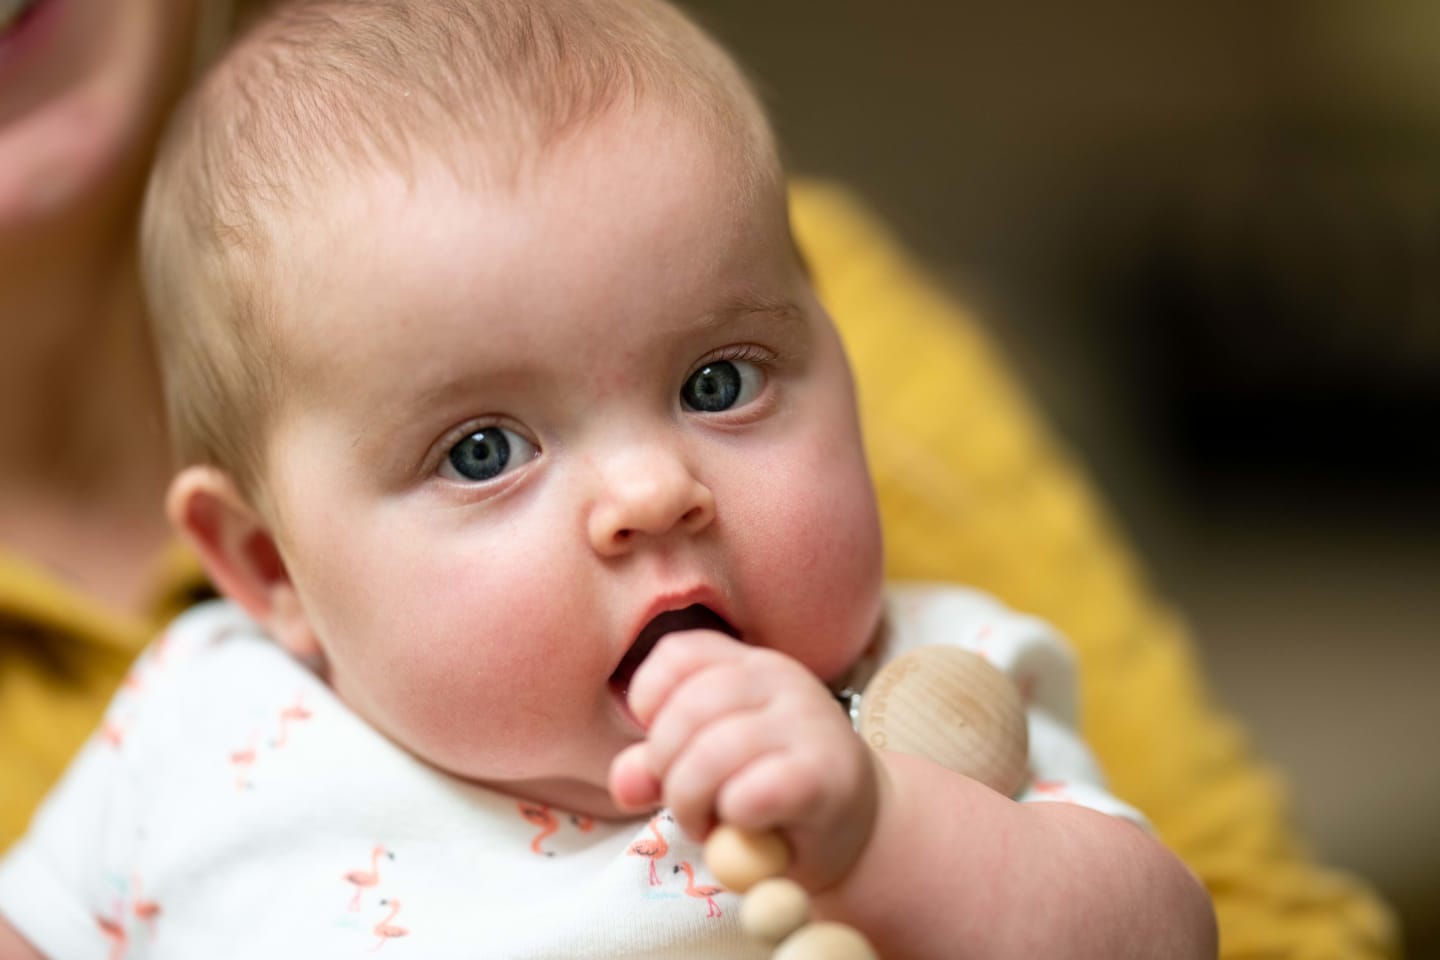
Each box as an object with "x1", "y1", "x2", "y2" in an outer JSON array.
[
  {"x1": 626, "y1": 629, "x2": 747, "y2": 728},
  {"x1": 715, "y1": 749, "x2": 820, "y2": 832},
  {"x1": 609, "y1": 742, "x2": 663, "y2": 812},
  {"x1": 663, "y1": 712, "x2": 784, "y2": 840},
  {"x1": 716, "y1": 750, "x2": 873, "y2": 894},
  {"x1": 717, "y1": 742, "x2": 881, "y2": 893},
  {"x1": 643, "y1": 660, "x2": 772, "y2": 780}
]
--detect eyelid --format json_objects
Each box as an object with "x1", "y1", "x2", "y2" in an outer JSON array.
[
  {"x1": 682, "y1": 343, "x2": 777, "y2": 417},
  {"x1": 689, "y1": 343, "x2": 777, "y2": 373},
  {"x1": 425, "y1": 416, "x2": 539, "y2": 481}
]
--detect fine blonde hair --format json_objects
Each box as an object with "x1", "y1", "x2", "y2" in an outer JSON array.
[{"x1": 142, "y1": 0, "x2": 780, "y2": 497}]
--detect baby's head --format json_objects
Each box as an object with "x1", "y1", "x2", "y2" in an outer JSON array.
[{"x1": 142, "y1": 0, "x2": 884, "y2": 816}]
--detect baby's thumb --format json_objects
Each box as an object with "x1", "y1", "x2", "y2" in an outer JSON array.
[{"x1": 609, "y1": 743, "x2": 663, "y2": 812}]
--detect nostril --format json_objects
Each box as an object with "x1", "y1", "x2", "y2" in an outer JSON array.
[{"x1": 681, "y1": 507, "x2": 704, "y2": 525}]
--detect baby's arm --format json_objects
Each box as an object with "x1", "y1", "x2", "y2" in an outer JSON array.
[
  {"x1": 815, "y1": 750, "x2": 1217, "y2": 958},
  {"x1": 0, "y1": 916, "x2": 46, "y2": 960},
  {"x1": 610, "y1": 630, "x2": 1216, "y2": 958}
]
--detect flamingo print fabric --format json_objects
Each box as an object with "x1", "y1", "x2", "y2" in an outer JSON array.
[{"x1": 0, "y1": 587, "x2": 1139, "y2": 957}]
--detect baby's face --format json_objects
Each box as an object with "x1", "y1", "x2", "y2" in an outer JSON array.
[{"x1": 258, "y1": 108, "x2": 884, "y2": 817}]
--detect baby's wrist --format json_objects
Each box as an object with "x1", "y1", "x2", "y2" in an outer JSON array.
[
  {"x1": 796, "y1": 739, "x2": 888, "y2": 894},
  {"x1": 842, "y1": 742, "x2": 891, "y2": 879}
]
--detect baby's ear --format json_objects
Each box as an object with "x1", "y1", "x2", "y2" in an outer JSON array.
[{"x1": 166, "y1": 466, "x2": 323, "y2": 663}]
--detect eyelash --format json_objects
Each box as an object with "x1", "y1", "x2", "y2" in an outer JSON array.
[
  {"x1": 427, "y1": 416, "x2": 532, "y2": 471},
  {"x1": 422, "y1": 345, "x2": 782, "y2": 479},
  {"x1": 691, "y1": 343, "x2": 776, "y2": 372}
]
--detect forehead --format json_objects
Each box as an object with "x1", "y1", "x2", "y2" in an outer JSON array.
[{"x1": 265, "y1": 107, "x2": 791, "y2": 394}]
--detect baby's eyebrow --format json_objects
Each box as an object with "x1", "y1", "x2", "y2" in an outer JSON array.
[{"x1": 697, "y1": 294, "x2": 804, "y2": 331}]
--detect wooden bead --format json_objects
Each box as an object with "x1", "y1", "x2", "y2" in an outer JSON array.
[
  {"x1": 703, "y1": 825, "x2": 791, "y2": 893},
  {"x1": 739, "y1": 877, "x2": 811, "y2": 944},
  {"x1": 858, "y1": 645, "x2": 1029, "y2": 797},
  {"x1": 772, "y1": 921, "x2": 879, "y2": 960}
]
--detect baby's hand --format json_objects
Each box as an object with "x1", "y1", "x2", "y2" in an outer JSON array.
[{"x1": 608, "y1": 630, "x2": 880, "y2": 891}]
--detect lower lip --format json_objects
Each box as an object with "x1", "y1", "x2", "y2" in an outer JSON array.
[{"x1": 0, "y1": 0, "x2": 64, "y2": 77}]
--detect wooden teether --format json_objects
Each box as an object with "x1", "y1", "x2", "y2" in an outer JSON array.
[
  {"x1": 739, "y1": 877, "x2": 811, "y2": 944},
  {"x1": 705, "y1": 824, "x2": 791, "y2": 893},
  {"x1": 772, "y1": 922, "x2": 880, "y2": 960},
  {"x1": 857, "y1": 645, "x2": 1029, "y2": 798},
  {"x1": 704, "y1": 825, "x2": 874, "y2": 959},
  {"x1": 705, "y1": 645, "x2": 1030, "y2": 959}
]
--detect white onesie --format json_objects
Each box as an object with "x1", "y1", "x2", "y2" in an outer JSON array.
[{"x1": 0, "y1": 584, "x2": 1141, "y2": 957}]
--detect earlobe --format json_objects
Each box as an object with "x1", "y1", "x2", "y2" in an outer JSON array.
[{"x1": 166, "y1": 466, "x2": 324, "y2": 661}]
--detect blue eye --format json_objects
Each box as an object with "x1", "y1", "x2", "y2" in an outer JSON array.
[
  {"x1": 681, "y1": 359, "x2": 764, "y2": 412},
  {"x1": 441, "y1": 427, "x2": 535, "y2": 483}
]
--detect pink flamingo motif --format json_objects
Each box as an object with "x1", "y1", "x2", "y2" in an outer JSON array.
[
  {"x1": 372, "y1": 898, "x2": 409, "y2": 950},
  {"x1": 343, "y1": 845, "x2": 394, "y2": 911},
  {"x1": 673, "y1": 862, "x2": 724, "y2": 918},
  {"x1": 99, "y1": 720, "x2": 125, "y2": 749},
  {"x1": 229, "y1": 734, "x2": 258, "y2": 790},
  {"x1": 627, "y1": 815, "x2": 670, "y2": 886},
  {"x1": 518, "y1": 802, "x2": 559, "y2": 856},
  {"x1": 1032, "y1": 779, "x2": 1074, "y2": 802},
  {"x1": 96, "y1": 901, "x2": 127, "y2": 960},
  {"x1": 271, "y1": 694, "x2": 314, "y2": 748},
  {"x1": 130, "y1": 875, "x2": 161, "y2": 936}
]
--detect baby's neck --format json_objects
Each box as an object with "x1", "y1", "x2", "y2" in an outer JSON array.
[{"x1": 481, "y1": 774, "x2": 641, "y2": 822}]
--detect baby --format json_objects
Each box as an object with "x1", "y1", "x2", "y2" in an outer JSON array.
[{"x1": 0, "y1": 0, "x2": 1214, "y2": 956}]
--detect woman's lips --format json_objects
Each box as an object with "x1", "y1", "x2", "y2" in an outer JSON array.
[
  {"x1": 0, "y1": 0, "x2": 40, "y2": 34},
  {"x1": 608, "y1": 603, "x2": 740, "y2": 702},
  {"x1": 0, "y1": 0, "x2": 59, "y2": 82}
]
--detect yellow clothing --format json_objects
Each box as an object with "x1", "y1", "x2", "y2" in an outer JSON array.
[
  {"x1": 0, "y1": 182, "x2": 1398, "y2": 958},
  {"x1": 0, "y1": 544, "x2": 209, "y2": 847}
]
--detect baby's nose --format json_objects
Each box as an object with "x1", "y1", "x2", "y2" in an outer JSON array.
[{"x1": 587, "y1": 449, "x2": 715, "y2": 557}]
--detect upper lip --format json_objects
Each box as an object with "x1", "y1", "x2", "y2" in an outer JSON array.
[{"x1": 609, "y1": 588, "x2": 742, "y2": 692}]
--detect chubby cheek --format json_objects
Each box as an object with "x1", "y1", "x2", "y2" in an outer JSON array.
[
  {"x1": 291, "y1": 509, "x2": 602, "y2": 778},
  {"x1": 728, "y1": 428, "x2": 885, "y2": 682}
]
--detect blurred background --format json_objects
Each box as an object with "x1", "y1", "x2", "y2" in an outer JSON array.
[{"x1": 685, "y1": 1, "x2": 1439, "y2": 955}]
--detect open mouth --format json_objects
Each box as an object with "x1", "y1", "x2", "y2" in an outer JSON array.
[{"x1": 609, "y1": 604, "x2": 740, "y2": 699}]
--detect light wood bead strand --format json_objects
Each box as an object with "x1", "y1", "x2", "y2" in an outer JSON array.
[
  {"x1": 705, "y1": 825, "x2": 791, "y2": 893},
  {"x1": 704, "y1": 825, "x2": 877, "y2": 959},
  {"x1": 707, "y1": 645, "x2": 1030, "y2": 959},
  {"x1": 739, "y1": 878, "x2": 810, "y2": 944},
  {"x1": 772, "y1": 923, "x2": 879, "y2": 960}
]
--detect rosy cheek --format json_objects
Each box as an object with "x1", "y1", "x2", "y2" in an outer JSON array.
[
  {"x1": 272, "y1": 455, "x2": 604, "y2": 776},
  {"x1": 340, "y1": 555, "x2": 591, "y2": 776},
  {"x1": 729, "y1": 445, "x2": 883, "y2": 677},
  {"x1": 379, "y1": 552, "x2": 557, "y2": 672}
]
